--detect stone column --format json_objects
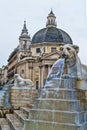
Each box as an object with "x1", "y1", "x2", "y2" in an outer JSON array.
[
  {"x1": 24, "y1": 63, "x2": 26, "y2": 79},
  {"x1": 48, "y1": 65, "x2": 51, "y2": 74},
  {"x1": 30, "y1": 67, "x2": 33, "y2": 81},
  {"x1": 29, "y1": 62, "x2": 33, "y2": 81},
  {"x1": 41, "y1": 66, "x2": 45, "y2": 88},
  {"x1": 39, "y1": 66, "x2": 41, "y2": 89}
]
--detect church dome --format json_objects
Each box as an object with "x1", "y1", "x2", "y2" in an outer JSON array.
[
  {"x1": 31, "y1": 10, "x2": 73, "y2": 44},
  {"x1": 31, "y1": 27, "x2": 73, "y2": 44}
]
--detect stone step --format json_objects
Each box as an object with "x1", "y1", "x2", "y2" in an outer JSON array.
[
  {"x1": 44, "y1": 78, "x2": 76, "y2": 89},
  {"x1": 6, "y1": 114, "x2": 24, "y2": 130},
  {"x1": 20, "y1": 107, "x2": 30, "y2": 116},
  {"x1": 11, "y1": 100, "x2": 31, "y2": 104},
  {"x1": 40, "y1": 88, "x2": 77, "y2": 99},
  {"x1": 0, "y1": 118, "x2": 11, "y2": 130},
  {"x1": 24, "y1": 119, "x2": 84, "y2": 130},
  {"x1": 14, "y1": 110, "x2": 28, "y2": 124},
  {"x1": 34, "y1": 99, "x2": 81, "y2": 112},
  {"x1": 29, "y1": 109, "x2": 85, "y2": 124},
  {"x1": 0, "y1": 124, "x2": 11, "y2": 130},
  {"x1": 0, "y1": 118, "x2": 9, "y2": 125},
  {"x1": 11, "y1": 100, "x2": 31, "y2": 109}
]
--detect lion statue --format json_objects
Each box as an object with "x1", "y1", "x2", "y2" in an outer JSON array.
[
  {"x1": 60, "y1": 44, "x2": 87, "y2": 80},
  {"x1": 14, "y1": 74, "x2": 34, "y2": 87}
]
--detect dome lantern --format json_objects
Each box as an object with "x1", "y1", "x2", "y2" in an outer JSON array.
[{"x1": 46, "y1": 10, "x2": 57, "y2": 28}]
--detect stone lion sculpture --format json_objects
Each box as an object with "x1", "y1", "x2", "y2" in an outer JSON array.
[
  {"x1": 60, "y1": 44, "x2": 87, "y2": 80},
  {"x1": 14, "y1": 74, "x2": 34, "y2": 87}
]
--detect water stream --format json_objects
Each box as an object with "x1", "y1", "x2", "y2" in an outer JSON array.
[
  {"x1": 44, "y1": 58, "x2": 65, "y2": 88},
  {"x1": 0, "y1": 84, "x2": 12, "y2": 108}
]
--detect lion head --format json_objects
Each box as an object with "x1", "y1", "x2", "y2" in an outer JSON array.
[{"x1": 60, "y1": 44, "x2": 79, "y2": 64}]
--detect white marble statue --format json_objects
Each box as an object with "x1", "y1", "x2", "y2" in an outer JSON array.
[{"x1": 14, "y1": 74, "x2": 34, "y2": 87}]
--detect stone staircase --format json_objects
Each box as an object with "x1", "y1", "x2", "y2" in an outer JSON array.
[
  {"x1": 0, "y1": 118, "x2": 11, "y2": 130},
  {"x1": 24, "y1": 79, "x2": 87, "y2": 130},
  {"x1": 0, "y1": 78, "x2": 87, "y2": 130},
  {"x1": 0, "y1": 106, "x2": 31, "y2": 130},
  {"x1": 0, "y1": 84, "x2": 38, "y2": 130}
]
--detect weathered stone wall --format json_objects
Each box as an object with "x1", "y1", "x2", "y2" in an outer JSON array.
[{"x1": 10, "y1": 87, "x2": 38, "y2": 109}]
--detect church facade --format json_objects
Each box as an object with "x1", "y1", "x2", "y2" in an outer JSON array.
[{"x1": 7, "y1": 10, "x2": 73, "y2": 89}]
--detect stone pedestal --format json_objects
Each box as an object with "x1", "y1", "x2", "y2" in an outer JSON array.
[
  {"x1": 24, "y1": 78, "x2": 87, "y2": 130},
  {"x1": 10, "y1": 87, "x2": 38, "y2": 109}
]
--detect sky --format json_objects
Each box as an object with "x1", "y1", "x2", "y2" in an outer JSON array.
[{"x1": 0, "y1": 0, "x2": 87, "y2": 67}]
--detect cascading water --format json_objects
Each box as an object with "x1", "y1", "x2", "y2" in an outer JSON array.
[
  {"x1": 47, "y1": 58, "x2": 65, "y2": 79},
  {"x1": 0, "y1": 84, "x2": 11, "y2": 108},
  {"x1": 44, "y1": 58, "x2": 65, "y2": 88}
]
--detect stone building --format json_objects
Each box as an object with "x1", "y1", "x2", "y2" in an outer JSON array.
[
  {"x1": 7, "y1": 10, "x2": 73, "y2": 89},
  {"x1": 0, "y1": 65, "x2": 8, "y2": 85},
  {"x1": 7, "y1": 48, "x2": 18, "y2": 81}
]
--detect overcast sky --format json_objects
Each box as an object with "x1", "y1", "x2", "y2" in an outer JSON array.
[{"x1": 0, "y1": 0, "x2": 87, "y2": 67}]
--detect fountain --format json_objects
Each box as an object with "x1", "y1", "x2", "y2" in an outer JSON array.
[
  {"x1": 0, "y1": 44, "x2": 87, "y2": 130},
  {"x1": 24, "y1": 44, "x2": 87, "y2": 130}
]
